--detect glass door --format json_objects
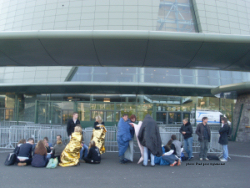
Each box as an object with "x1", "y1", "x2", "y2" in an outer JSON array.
[
  {"x1": 168, "y1": 112, "x2": 181, "y2": 124},
  {"x1": 156, "y1": 112, "x2": 166, "y2": 124}
]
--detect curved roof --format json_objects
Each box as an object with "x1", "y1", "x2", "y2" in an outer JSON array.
[
  {"x1": 0, "y1": 30, "x2": 250, "y2": 71},
  {"x1": 211, "y1": 82, "x2": 250, "y2": 98},
  {"x1": 0, "y1": 82, "x2": 213, "y2": 96}
]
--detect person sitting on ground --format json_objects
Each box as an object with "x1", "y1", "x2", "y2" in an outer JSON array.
[
  {"x1": 43, "y1": 137, "x2": 52, "y2": 159},
  {"x1": 16, "y1": 138, "x2": 34, "y2": 166},
  {"x1": 31, "y1": 140, "x2": 48, "y2": 168},
  {"x1": 80, "y1": 141, "x2": 88, "y2": 162},
  {"x1": 54, "y1": 135, "x2": 62, "y2": 146},
  {"x1": 84, "y1": 141, "x2": 101, "y2": 164},
  {"x1": 14, "y1": 139, "x2": 26, "y2": 154},
  {"x1": 170, "y1": 135, "x2": 183, "y2": 158},
  {"x1": 51, "y1": 138, "x2": 65, "y2": 162},
  {"x1": 59, "y1": 125, "x2": 83, "y2": 167},
  {"x1": 162, "y1": 140, "x2": 181, "y2": 167}
]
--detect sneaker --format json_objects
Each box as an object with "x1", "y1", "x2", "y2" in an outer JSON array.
[
  {"x1": 200, "y1": 158, "x2": 203, "y2": 161},
  {"x1": 205, "y1": 158, "x2": 209, "y2": 161},
  {"x1": 142, "y1": 164, "x2": 147, "y2": 167},
  {"x1": 188, "y1": 157, "x2": 193, "y2": 161},
  {"x1": 79, "y1": 159, "x2": 85, "y2": 163},
  {"x1": 177, "y1": 159, "x2": 181, "y2": 166},
  {"x1": 18, "y1": 163, "x2": 27, "y2": 167},
  {"x1": 220, "y1": 158, "x2": 227, "y2": 162},
  {"x1": 170, "y1": 161, "x2": 177, "y2": 167},
  {"x1": 151, "y1": 165, "x2": 155, "y2": 167}
]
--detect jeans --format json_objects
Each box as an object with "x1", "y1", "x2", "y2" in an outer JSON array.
[
  {"x1": 184, "y1": 137, "x2": 193, "y2": 159},
  {"x1": 80, "y1": 144, "x2": 88, "y2": 159},
  {"x1": 222, "y1": 145, "x2": 228, "y2": 160},
  {"x1": 46, "y1": 154, "x2": 51, "y2": 159},
  {"x1": 162, "y1": 154, "x2": 178, "y2": 164},
  {"x1": 143, "y1": 147, "x2": 155, "y2": 166},
  {"x1": 199, "y1": 140, "x2": 209, "y2": 159}
]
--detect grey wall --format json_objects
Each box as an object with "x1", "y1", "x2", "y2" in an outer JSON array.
[{"x1": 193, "y1": 0, "x2": 250, "y2": 34}]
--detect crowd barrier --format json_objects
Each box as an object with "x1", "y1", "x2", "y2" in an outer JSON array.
[{"x1": 0, "y1": 125, "x2": 222, "y2": 154}]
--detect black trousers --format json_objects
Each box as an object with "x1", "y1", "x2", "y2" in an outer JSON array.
[
  {"x1": 51, "y1": 154, "x2": 61, "y2": 163},
  {"x1": 83, "y1": 157, "x2": 100, "y2": 164},
  {"x1": 16, "y1": 158, "x2": 32, "y2": 165}
]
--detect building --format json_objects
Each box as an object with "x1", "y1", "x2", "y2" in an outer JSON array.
[{"x1": 0, "y1": 0, "x2": 250, "y2": 140}]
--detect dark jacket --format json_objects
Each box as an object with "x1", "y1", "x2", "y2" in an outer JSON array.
[
  {"x1": 31, "y1": 154, "x2": 47, "y2": 167},
  {"x1": 45, "y1": 146, "x2": 51, "y2": 153},
  {"x1": 17, "y1": 143, "x2": 33, "y2": 158},
  {"x1": 179, "y1": 122, "x2": 193, "y2": 139},
  {"x1": 87, "y1": 146, "x2": 101, "y2": 162},
  {"x1": 195, "y1": 123, "x2": 211, "y2": 142},
  {"x1": 67, "y1": 119, "x2": 80, "y2": 136},
  {"x1": 138, "y1": 115, "x2": 162, "y2": 157},
  {"x1": 52, "y1": 143, "x2": 65, "y2": 157},
  {"x1": 219, "y1": 124, "x2": 230, "y2": 145},
  {"x1": 94, "y1": 121, "x2": 105, "y2": 130}
]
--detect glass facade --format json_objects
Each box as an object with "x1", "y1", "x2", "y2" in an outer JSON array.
[
  {"x1": 0, "y1": 93, "x2": 235, "y2": 128},
  {"x1": 70, "y1": 67, "x2": 250, "y2": 87},
  {"x1": 157, "y1": 0, "x2": 197, "y2": 32}
]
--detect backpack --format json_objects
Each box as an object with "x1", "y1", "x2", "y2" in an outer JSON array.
[
  {"x1": 4, "y1": 153, "x2": 17, "y2": 166},
  {"x1": 4, "y1": 145, "x2": 21, "y2": 166},
  {"x1": 227, "y1": 125, "x2": 232, "y2": 136}
]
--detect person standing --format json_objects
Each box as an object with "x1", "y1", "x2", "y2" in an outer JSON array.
[
  {"x1": 67, "y1": 112, "x2": 80, "y2": 139},
  {"x1": 196, "y1": 117, "x2": 211, "y2": 161},
  {"x1": 117, "y1": 114, "x2": 133, "y2": 164},
  {"x1": 94, "y1": 115, "x2": 105, "y2": 130},
  {"x1": 124, "y1": 114, "x2": 136, "y2": 162},
  {"x1": 138, "y1": 114, "x2": 162, "y2": 167},
  {"x1": 90, "y1": 115, "x2": 107, "y2": 155},
  {"x1": 219, "y1": 117, "x2": 230, "y2": 162},
  {"x1": 179, "y1": 118, "x2": 193, "y2": 160}
]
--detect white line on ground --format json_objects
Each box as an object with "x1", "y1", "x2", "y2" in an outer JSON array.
[{"x1": 229, "y1": 154, "x2": 250, "y2": 158}]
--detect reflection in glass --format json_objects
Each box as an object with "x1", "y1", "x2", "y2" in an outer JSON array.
[{"x1": 157, "y1": 0, "x2": 197, "y2": 32}]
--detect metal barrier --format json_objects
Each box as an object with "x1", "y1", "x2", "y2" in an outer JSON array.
[{"x1": 0, "y1": 126, "x2": 222, "y2": 154}]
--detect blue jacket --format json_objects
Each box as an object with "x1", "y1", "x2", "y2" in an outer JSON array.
[
  {"x1": 31, "y1": 154, "x2": 47, "y2": 167},
  {"x1": 17, "y1": 143, "x2": 33, "y2": 158},
  {"x1": 117, "y1": 118, "x2": 132, "y2": 156}
]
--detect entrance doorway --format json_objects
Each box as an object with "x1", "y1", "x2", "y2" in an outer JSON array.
[{"x1": 156, "y1": 111, "x2": 190, "y2": 125}]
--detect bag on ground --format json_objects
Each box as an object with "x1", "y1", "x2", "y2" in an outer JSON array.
[{"x1": 4, "y1": 153, "x2": 17, "y2": 166}]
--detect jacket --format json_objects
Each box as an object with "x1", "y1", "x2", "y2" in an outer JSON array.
[
  {"x1": 87, "y1": 146, "x2": 101, "y2": 162},
  {"x1": 94, "y1": 121, "x2": 105, "y2": 130},
  {"x1": 219, "y1": 123, "x2": 229, "y2": 145},
  {"x1": 171, "y1": 140, "x2": 182, "y2": 157},
  {"x1": 17, "y1": 143, "x2": 33, "y2": 158},
  {"x1": 195, "y1": 123, "x2": 211, "y2": 142},
  {"x1": 67, "y1": 119, "x2": 80, "y2": 136},
  {"x1": 179, "y1": 122, "x2": 193, "y2": 139},
  {"x1": 52, "y1": 143, "x2": 65, "y2": 157},
  {"x1": 31, "y1": 154, "x2": 47, "y2": 167},
  {"x1": 138, "y1": 115, "x2": 162, "y2": 157}
]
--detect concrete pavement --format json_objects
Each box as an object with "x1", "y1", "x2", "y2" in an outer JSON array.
[{"x1": 0, "y1": 141, "x2": 249, "y2": 188}]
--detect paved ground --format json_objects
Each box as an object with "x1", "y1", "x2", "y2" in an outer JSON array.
[{"x1": 0, "y1": 141, "x2": 249, "y2": 188}]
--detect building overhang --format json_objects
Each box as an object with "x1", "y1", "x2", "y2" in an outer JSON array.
[
  {"x1": 0, "y1": 82, "x2": 214, "y2": 96},
  {"x1": 211, "y1": 82, "x2": 250, "y2": 99},
  {"x1": 0, "y1": 30, "x2": 250, "y2": 71}
]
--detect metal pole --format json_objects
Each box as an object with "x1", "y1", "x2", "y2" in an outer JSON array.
[
  {"x1": 231, "y1": 103, "x2": 234, "y2": 141},
  {"x1": 234, "y1": 103, "x2": 243, "y2": 141},
  {"x1": 34, "y1": 100, "x2": 38, "y2": 123}
]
